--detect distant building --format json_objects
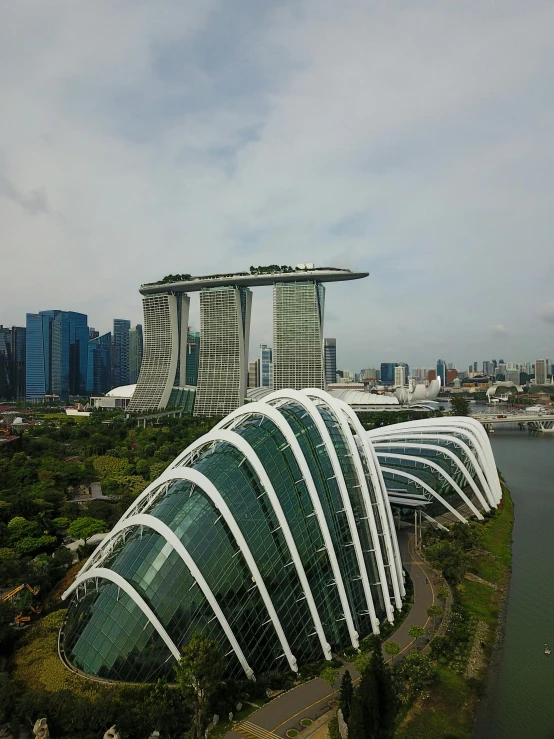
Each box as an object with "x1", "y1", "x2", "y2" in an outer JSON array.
[
  {"x1": 112, "y1": 319, "x2": 131, "y2": 388},
  {"x1": 394, "y1": 365, "x2": 406, "y2": 387},
  {"x1": 26, "y1": 311, "x2": 88, "y2": 401},
  {"x1": 446, "y1": 369, "x2": 458, "y2": 385},
  {"x1": 260, "y1": 344, "x2": 273, "y2": 388},
  {"x1": 324, "y1": 338, "x2": 337, "y2": 387},
  {"x1": 88, "y1": 328, "x2": 99, "y2": 341},
  {"x1": 535, "y1": 359, "x2": 548, "y2": 385},
  {"x1": 248, "y1": 359, "x2": 260, "y2": 388},
  {"x1": 427, "y1": 369, "x2": 437, "y2": 382},
  {"x1": 505, "y1": 369, "x2": 521, "y2": 384},
  {"x1": 0, "y1": 325, "x2": 26, "y2": 400},
  {"x1": 129, "y1": 325, "x2": 144, "y2": 384},
  {"x1": 186, "y1": 330, "x2": 200, "y2": 386},
  {"x1": 273, "y1": 282, "x2": 325, "y2": 391},
  {"x1": 380, "y1": 363, "x2": 397, "y2": 386},
  {"x1": 87, "y1": 333, "x2": 112, "y2": 395},
  {"x1": 436, "y1": 359, "x2": 447, "y2": 387}
]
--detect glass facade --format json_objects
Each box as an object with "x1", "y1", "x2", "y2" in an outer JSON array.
[
  {"x1": 324, "y1": 338, "x2": 336, "y2": 386},
  {"x1": 185, "y1": 330, "x2": 200, "y2": 386},
  {"x1": 0, "y1": 325, "x2": 25, "y2": 400},
  {"x1": 112, "y1": 319, "x2": 131, "y2": 388},
  {"x1": 87, "y1": 333, "x2": 112, "y2": 395},
  {"x1": 61, "y1": 394, "x2": 498, "y2": 686}
]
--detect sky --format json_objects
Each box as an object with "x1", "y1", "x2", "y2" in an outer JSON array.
[{"x1": 1, "y1": 0, "x2": 554, "y2": 372}]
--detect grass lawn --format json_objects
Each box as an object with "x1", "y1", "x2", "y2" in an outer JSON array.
[
  {"x1": 459, "y1": 580, "x2": 496, "y2": 624},
  {"x1": 395, "y1": 666, "x2": 474, "y2": 739}
]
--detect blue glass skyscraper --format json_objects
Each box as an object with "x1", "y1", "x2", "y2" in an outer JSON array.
[
  {"x1": 436, "y1": 359, "x2": 447, "y2": 388},
  {"x1": 87, "y1": 333, "x2": 112, "y2": 395},
  {"x1": 260, "y1": 344, "x2": 273, "y2": 388},
  {"x1": 185, "y1": 330, "x2": 200, "y2": 386},
  {"x1": 26, "y1": 311, "x2": 88, "y2": 401},
  {"x1": 112, "y1": 319, "x2": 131, "y2": 388}
]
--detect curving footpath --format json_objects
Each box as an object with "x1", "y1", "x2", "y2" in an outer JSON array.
[{"x1": 225, "y1": 529, "x2": 436, "y2": 739}]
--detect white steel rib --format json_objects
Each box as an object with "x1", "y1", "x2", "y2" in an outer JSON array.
[
  {"x1": 215, "y1": 401, "x2": 361, "y2": 649},
  {"x1": 379, "y1": 467, "x2": 467, "y2": 523},
  {"x1": 168, "y1": 428, "x2": 333, "y2": 660},
  {"x1": 263, "y1": 389, "x2": 379, "y2": 633},
  {"x1": 374, "y1": 451, "x2": 483, "y2": 520},
  {"x1": 301, "y1": 389, "x2": 395, "y2": 623},
  {"x1": 62, "y1": 567, "x2": 181, "y2": 661},
  {"x1": 64, "y1": 514, "x2": 254, "y2": 678},
  {"x1": 333, "y1": 398, "x2": 405, "y2": 600}
]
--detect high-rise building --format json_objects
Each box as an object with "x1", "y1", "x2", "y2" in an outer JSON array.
[
  {"x1": 427, "y1": 369, "x2": 437, "y2": 382},
  {"x1": 394, "y1": 365, "x2": 405, "y2": 387},
  {"x1": 26, "y1": 310, "x2": 88, "y2": 401},
  {"x1": 324, "y1": 338, "x2": 337, "y2": 387},
  {"x1": 273, "y1": 281, "x2": 325, "y2": 391},
  {"x1": 88, "y1": 328, "x2": 99, "y2": 341},
  {"x1": 260, "y1": 344, "x2": 273, "y2": 388},
  {"x1": 112, "y1": 319, "x2": 131, "y2": 388},
  {"x1": 380, "y1": 363, "x2": 397, "y2": 386},
  {"x1": 505, "y1": 369, "x2": 520, "y2": 384},
  {"x1": 0, "y1": 326, "x2": 26, "y2": 400},
  {"x1": 195, "y1": 287, "x2": 251, "y2": 416},
  {"x1": 129, "y1": 325, "x2": 144, "y2": 384},
  {"x1": 87, "y1": 333, "x2": 112, "y2": 395},
  {"x1": 535, "y1": 359, "x2": 548, "y2": 385},
  {"x1": 248, "y1": 359, "x2": 260, "y2": 388},
  {"x1": 436, "y1": 359, "x2": 447, "y2": 387},
  {"x1": 185, "y1": 330, "x2": 200, "y2": 386}
]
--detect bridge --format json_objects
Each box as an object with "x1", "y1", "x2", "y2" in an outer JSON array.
[{"x1": 474, "y1": 412, "x2": 554, "y2": 432}]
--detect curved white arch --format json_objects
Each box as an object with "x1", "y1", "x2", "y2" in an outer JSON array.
[
  {"x1": 375, "y1": 451, "x2": 483, "y2": 520},
  {"x1": 371, "y1": 442, "x2": 490, "y2": 512},
  {"x1": 300, "y1": 389, "x2": 395, "y2": 622},
  {"x1": 64, "y1": 514, "x2": 254, "y2": 678},
  {"x1": 331, "y1": 398, "x2": 405, "y2": 601},
  {"x1": 369, "y1": 432, "x2": 495, "y2": 508},
  {"x1": 263, "y1": 389, "x2": 380, "y2": 632},
  {"x1": 154, "y1": 468, "x2": 298, "y2": 672},
  {"x1": 379, "y1": 467, "x2": 467, "y2": 523},
  {"x1": 62, "y1": 567, "x2": 181, "y2": 661},
  {"x1": 169, "y1": 429, "x2": 332, "y2": 659},
  {"x1": 369, "y1": 418, "x2": 501, "y2": 504},
  {"x1": 214, "y1": 401, "x2": 360, "y2": 649}
]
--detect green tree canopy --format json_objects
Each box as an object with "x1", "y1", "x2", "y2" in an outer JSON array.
[
  {"x1": 384, "y1": 641, "x2": 401, "y2": 662},
  {"x1": 450, "y1": 395, "x2": 470, "y2": 416},
  {"x1": 339, "y1": 669, "x2": 353, "y2": 723},
  {"x1": 67, "y1": 517, "x2": 108, "y2": 544},
  {"x1": 320, "y1": 665, "x2": 340, "y2": 686},
  {"x1": 174, "y1": 632, "x2": 223, "y2": 739}
]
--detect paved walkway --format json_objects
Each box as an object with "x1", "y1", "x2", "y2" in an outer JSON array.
[{"x1": 225, "y1": 529, "x2": 437, "y2": 739}]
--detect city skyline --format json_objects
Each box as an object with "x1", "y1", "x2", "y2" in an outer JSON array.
[{"x1": 1, "y1": 2, "x2": 554, "y2": 370}]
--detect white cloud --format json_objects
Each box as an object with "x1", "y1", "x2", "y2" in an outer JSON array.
[{"x1": 1, "y1": 0, "x2": 554, "y2": 369}]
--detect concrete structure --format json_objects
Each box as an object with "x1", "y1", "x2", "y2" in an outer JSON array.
[
  {"x1": 194, "y1": 287, "x2": 252, "y2": 416},
  {"x1": 535, "y1": 358, "x2": 548, "y2": 385},
  {"x1": 394, "y1": 365, "x2": 406, "y2": 387},
  {"x1": 130, "y1": 266, "x2": 367, "y2": 415},
  {"x1": 260, "y1": 344, "x2": 272, "y2": 389}
]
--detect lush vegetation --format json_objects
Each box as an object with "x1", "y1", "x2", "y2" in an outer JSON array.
[
  {"x1": 396, "y1": 484, "x2": 514, "y2": 738},
  {"x1": 358, "y1": 409, "x2": 444, "y2": 430},
  {"x1": 0, "y1": 412, "x2": 224, "y2": 737},
  {"x1": 449, "y1": 395, "x2": 470, "y2": 416}
]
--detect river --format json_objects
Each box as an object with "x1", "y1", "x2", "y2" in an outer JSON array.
[{"x1": 473, "y1": 426, "x2": 554, "y2": 739}]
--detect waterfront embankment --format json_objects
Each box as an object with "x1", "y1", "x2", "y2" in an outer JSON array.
[{"x1": 395, "y1": 483, "x2": 514, "y2": 739}]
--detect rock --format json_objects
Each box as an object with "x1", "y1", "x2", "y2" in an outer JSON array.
[
  {"x1": 337, "y1": 709, "x2": 348, "y2": 739},
  {"x1": 32, "y1": 719, "x2": 49, "y2": 739},
  {"x1": 104, "y1": 726, "x2": 120, "y2": 739}
]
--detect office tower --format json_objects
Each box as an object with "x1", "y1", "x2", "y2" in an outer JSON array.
[
  {"x1": 324, "y1": 338, "x2": 337, "y2": 387},
  {"x1": 436, "y1": 359, "x2": 447, "y2": 387},
  {"x1": 0, "y1": 326, "x2": 25, "y2": 400},
  {"x1": 482, "y1": 361, "x2": 494, "y2": 377},
  {"x1": 87, "y1": 333, "x2": 112, "y2": 395},
  {"x1": 446, "y1": 369, "x2": 458, "y2": 384},
  {"x1": 394, "y1": 365, "x2": 406, "y2": 387},
  {"x1": 248, "y1": 359, "x2": 260, "y2": 388},
  {"x1": 473, "y1": 361, "x2": 478, "y2": 372},
  {"x1": 51, "y1": 311, "x2": 89, "y2": 399},
  {"x1": 273, "y1": 282, "x2": 325, "y2": 391},
  {"x1": 380, "y1": 363, "x2": 397, "y2": 386},
  {"x1": 468, "y1": 365, "x2": 473, "y2": 375},
  {"x1": 535, "y1": 359, "x2": 547, "y2": 385},
  {"x1": 129, "y1": 293, "x2": 190, "y2": 412},
  {"x1": 129, "y1": 325, "x2": 144, "y2": 384},
  {"x1": 427, "y1": 369, "x2": 437, "y2": 382},
  {"x1": 195, "y1": 287, "x2": 251, "y2": 416},
  {"x1": 26, "y1": 311, "x2": 88, "y2": 401},
  {"x1": 89, "y1": 328, "x2": 99, "y2": 341},
  {"x1": 185, "y1": 330, "x2": 200, "y2": 386},
  {"x1": 505, "y1": 369, "x2": 520, "y2": 384},
  {"x1": 112, "y1": 319, "x2": 131, "y2": 388},
  {"x1": 260, "y1": 344, "x2": 273, "y2": 388},
  {"x1": 546, "y1": 357, "x2": 552, "y2": 378}
]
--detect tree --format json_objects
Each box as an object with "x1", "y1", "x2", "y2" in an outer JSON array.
[
  {"x1": 371, "y1": 642, "x2": 397, "y2": 737},
  {"x1": 174, "y1": 632, "x2": 223, "y2": 739},
  {"x1": 67, "y1": 516, "x2": 108, "y2": 544},
  {"x1": 398, "y1": 652, "x2": 437, "y2": 692},
  {"x1": 339, "y1": 670, "x2": 353, "y2": 723},
  {"x1": 426, "y1": 604, "x2": 443, "y2": 620},
  {"x1": 384, "y1": 641, "x2": 400, "y2": 664},
  {"x1": 349, "y1": 669, "x2": 380, "y2": 739},
  {"x1": 408, "y1": 625, "x2": 426, "y2": 646},
  {"x1": 450, "y1": 395, "x2": 470, "y2": 416},
  {"x1": 320, "y1": 665, "x2": 340, "y2": 686},
  {"x1": 436, "y1": 586, "x2": 449, "y2": 602}
]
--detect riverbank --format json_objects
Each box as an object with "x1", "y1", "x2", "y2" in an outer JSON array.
[{"x1": 394, "y1": 483, "x2": 514, "y2": 739}]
